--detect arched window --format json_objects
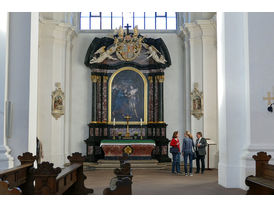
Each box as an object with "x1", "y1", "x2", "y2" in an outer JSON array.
[{"x1": 80, "y1": 12, "x2": 177, "y2": 31}]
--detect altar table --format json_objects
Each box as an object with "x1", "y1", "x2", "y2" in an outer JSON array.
[{"x1": 100, "y1": 139, "x2": 156, "y2": 160}]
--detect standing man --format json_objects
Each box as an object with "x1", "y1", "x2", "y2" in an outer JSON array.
[{"x1": 195, "y1": 132, "x2": 207, "y2": 174}]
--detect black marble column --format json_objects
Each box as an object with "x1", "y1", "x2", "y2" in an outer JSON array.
[
  {"x1": 157, "y1": 75, "x2": 165, "y2": 122},
  {"x1": 91, "y1": 75, "x2": 98, "y2": 122}
]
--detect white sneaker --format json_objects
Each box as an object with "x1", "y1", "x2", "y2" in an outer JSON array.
[
  {"x1": 189, "y1": 173, "x2": 193, "y2": 176},
  {"x1": 185, "y1": 173, "x2": 188, "y2": 176}
]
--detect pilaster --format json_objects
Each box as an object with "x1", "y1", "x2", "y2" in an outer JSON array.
[
  {"x1": 38, "y1": 16, "x2": 77, "y2": 167},
  {"x1": 197, "y1": 18, "x2": 218, "y2": 169},
  {"x1": 0, "y1": 13, "x2": 14, "y2": 170},
  {"x1": 183, "y1": 22, "x2": 204, "y2": 137}
]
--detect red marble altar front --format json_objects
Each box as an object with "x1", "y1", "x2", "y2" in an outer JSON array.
[{"x1": 100, "y1": 140, "x2": 155, "y2": 159}]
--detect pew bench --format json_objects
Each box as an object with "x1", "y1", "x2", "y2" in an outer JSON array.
[
  {"x1": 103, "y1": 154, "x2": 133, "y2": 195},
  {"x1": 245, "y1": 152, "x2": 274, "y2": 195},
  {"x1": 0, "y1": 180, "x2": 22, "y2": 195},
  {"x1": 34, "y1": 152, "x2": 93, "y2": 195},
  {"x1": 0, "y1": 152, "x2": 36, "y2": 195}
]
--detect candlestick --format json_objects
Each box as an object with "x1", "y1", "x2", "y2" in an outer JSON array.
[
  {"x1": 140, "y1": 118, "x2": 142, "y2": 126},
  {"x1": 113, "y1": 118, "x2": 115, "y2": 126}
]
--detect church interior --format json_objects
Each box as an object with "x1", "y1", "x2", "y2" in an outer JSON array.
[{"x1": 0, "y1": 9, "x2": 274, "y2": 198}]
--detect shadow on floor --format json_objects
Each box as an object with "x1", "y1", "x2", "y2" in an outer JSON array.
[{"x1": 84, "y1": 169, "x2": 246, "y2": 195}]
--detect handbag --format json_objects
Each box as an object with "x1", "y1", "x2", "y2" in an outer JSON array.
[
  {"x1": 192, "y1": 149, "x2": 197, "y2": 160},
  {"x1": 170, "y1": 146, "x2": 179, "y2": 154},
  {"x1": 192, "y1": 140, "x2": 197, "y2": 160}
]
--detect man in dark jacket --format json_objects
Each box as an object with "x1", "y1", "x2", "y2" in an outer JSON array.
[{"x1": 195, "y1": 132, "x2": 207, "y2": 174}]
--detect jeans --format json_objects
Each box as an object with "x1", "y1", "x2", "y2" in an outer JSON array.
[
  {"x1": 183, "y1": 151, "x2": 193, "y2": 174},
  {"x1": 172, "y1": 152, "x2": 181, "y2": 173},
  {"x1": 196, "y1": 154, "x2": 205, "y2": 172}
]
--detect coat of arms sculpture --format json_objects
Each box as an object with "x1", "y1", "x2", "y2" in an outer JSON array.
[{"x1": 89, "y1": 25, "x2": 167, "y2": 65}]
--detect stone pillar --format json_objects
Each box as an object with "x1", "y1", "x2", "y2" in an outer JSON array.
[
  {"x1": 179, "y1": 16, "x2": 218, "y2": 169},
  {"x1": 218, "y1": 12, "x2": 251, "y2": 189},
  {"x1": 0, "y1": 12, "x2": 14, "y2": 170},
  {"x1": 178, "y1": 27, "x2": 191, "y2": 132},
  {"x1": 157, "y1": 75, "x2": 165, "y2": 122},
  {"x1": 102, "y1": 76, "x2": 108, "y2": 122},
  {"x1": 91, "y1": 75, "x2": 98, "y2": 122},
  {"x1": 197, "y1": 18, "x2": 218, "y2": 169},
  {"x1": 38, "y1": 14, "x2": 76, "y2": 167},
  {"x1": 154, "y1": 76, "x2": 159, "y2": 122},
  {"x1": 183, "y1": 22, "x2": 204, "y2": 136},
  {"x1": 148, "y1": 76, "x2": 154, "y2": 122}
]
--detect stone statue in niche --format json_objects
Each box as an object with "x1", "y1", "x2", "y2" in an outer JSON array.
[
  {"x1": 51, "y1": 82, "x2": 64, "y2": 120},
  {"x1": 191, "y1": 83, "x2": 203, "y2": 120}
]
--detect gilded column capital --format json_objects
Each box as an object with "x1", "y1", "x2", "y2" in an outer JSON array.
[
  {"x1": 156, "y1": 75, "x2": 165, "y2": 83},
  {"x1": 148, "y1": 76, "x2": 153, "y2": 83},
  {"x1": 103, "y1": 76, "x2": 108, "y2": 83},
  {"x1": 91, "y1": 75, "x2": 99, "y2": 83}
]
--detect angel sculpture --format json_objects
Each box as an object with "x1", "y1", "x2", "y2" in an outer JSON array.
[
  {"x1": 143, "y1": 43, "x2": 167, "y2": 64},
  {"x1": 89, "y1": 45, "x2": 117, "y2": 64}
]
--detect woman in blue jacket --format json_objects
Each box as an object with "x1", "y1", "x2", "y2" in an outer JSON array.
[{"x1": 182, "y1": 131, "x2": 194, "y2": 176}]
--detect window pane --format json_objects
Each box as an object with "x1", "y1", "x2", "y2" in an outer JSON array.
[
  {"x1": 145, "y1": 16, "x2": 155, "y2": 30},
  {"x1": 156, "y1": 12, "x2": 166, "y2": 17},
  {"x1": 81, "y1": 12, "x2": 89, "y2": 17},
  {"x1": 123, "y1": 12, "x2": 133, "y2": 28},
  {"x1": 102, "y1": 12, "x2": 111, "y2": 29},
  {"x1": 91, "y1": 12, "x2": 100, "y2": 17},
  {"x1": 90, "y1": 17, "x2": 100, "y2": 29},
  {"x1": 167, "y1": 12, "x2": 176, "y2": 18},
  {"x1": 156, "y1": 17, "x2": 166, "y2": 30},
  {"x1": 112, "y1": 12, "x2": 123, "y2": 29},
  {"x1": 134, "y1": 16, "x2": 144, "y2": 30},
  {"x1": 167, "y1": 17, "x2": 176, "y2": 30},
  {"x1": 80, "y1": 17, "x2": 90, "y2": 30},
  {"x1": 134, "y1": 12, "x2": 144, "y2": 18}
]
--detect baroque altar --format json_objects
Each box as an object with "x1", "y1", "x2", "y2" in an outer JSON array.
[{"x1": 84, "y1": 26, "x2": 171, "y2": 162}]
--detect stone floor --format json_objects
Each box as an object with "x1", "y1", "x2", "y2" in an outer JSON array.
[{"x1": 84, "y1": 169, "x2": 246, "y2": 195}]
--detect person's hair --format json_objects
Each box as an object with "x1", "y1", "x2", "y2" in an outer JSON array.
[
  {"x1": 172, "y1": 131, "x2": 178, "y2": 138},
  {"x1": 197, "y1": 132, "x2": 203, "y2": 137},
  {"x1": 185, "y1": 131, "x2": 193, "y2": 139}
]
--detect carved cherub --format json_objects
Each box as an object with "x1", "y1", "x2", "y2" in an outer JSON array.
[
  {"x1": 143, "y1": 43, "x2": 167, "y2": 64},
  {"x1": 89, "y1": 45, "x2": 117, "y2": 64}
]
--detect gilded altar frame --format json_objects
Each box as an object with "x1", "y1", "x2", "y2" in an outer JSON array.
[{"x1": 108, "y1": 67, "x2": 148, "y2": 125}]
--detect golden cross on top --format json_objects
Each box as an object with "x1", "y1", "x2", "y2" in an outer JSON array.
[{"x1": 263, "y1": 92, "x2": 274, "y2": 105}]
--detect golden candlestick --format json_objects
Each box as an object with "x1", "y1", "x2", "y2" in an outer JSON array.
[{"x1": 124, "y1": 115, "x2": 131, "y2": 139}]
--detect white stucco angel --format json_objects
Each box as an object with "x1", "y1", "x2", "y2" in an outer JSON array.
[
  {"x1": 89, "y1": 45, "x2": 117, "y2": 64},
  {"x1": 143, "y1": 43, "x2": 167, "y2": 64}
]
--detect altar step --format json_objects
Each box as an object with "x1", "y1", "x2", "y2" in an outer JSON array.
[{"x1": 84, "y1": 159, "x2": 171, "y2": 170}]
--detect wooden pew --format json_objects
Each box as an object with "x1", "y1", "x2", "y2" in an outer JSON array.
[
  {"x1": 245, "y1": 152, "x2": 274, "y2": 195},
  {"x1": 33, "y1": 152, "x2": 93, "y2": 195},
  {"x1": 103, "y1": 154, "x2": 133, "y2": 195},
  {"x1": 0, "y1": 152, "x2": 36, "y2": 195},
  {"x1": 0, "y1": 180, "x2": 22, "y2": 195}
]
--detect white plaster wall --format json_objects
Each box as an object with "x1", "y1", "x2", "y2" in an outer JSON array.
[
  {"x1": 70, "y1": 32, "x2": 185, "y2": 157},
  {"x1": 6, "y1": 13, "x2": 31, "y2": 166},
  {"x1": 248, "y1": 13, "x2": 274, "y2": 155}
]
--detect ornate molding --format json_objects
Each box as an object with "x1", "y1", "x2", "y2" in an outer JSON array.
[
  {"x1": 103, "y1": 76, "x2": 108, "y2": 83},
  {"x1": 156, "y1": 75, "x2": 165, "y2": 83},
  {"x1": 91, "y1": 75, "x2": 100, "y2": 83}
]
